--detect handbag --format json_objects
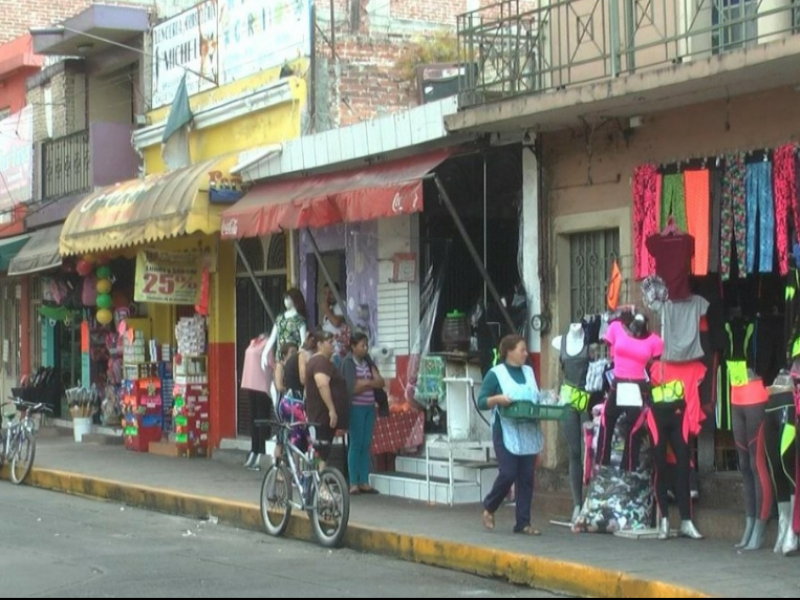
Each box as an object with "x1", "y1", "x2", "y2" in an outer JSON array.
[{"x1": 365, "y1": 354, "x2": 390, "y2": 417}]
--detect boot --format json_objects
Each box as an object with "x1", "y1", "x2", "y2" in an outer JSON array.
[
  {"x1": 782, "y1": 496, "x2": 799, "y2": 556},
  {"x1": 734, "y1": 516, "x2": 755, "y2": 549},
  {"x1": 658, "y1": 517, "x2": 670, "y2": 540},
  {"x1": 571, "y1": 505, "x2": 581, "y2": 525},
  {"x1": 743, "y1": 519, "x2": 768, "y2": 550},
  {"x1": 679, "y1": 519, "x2": 703, "y2": 540},
  {"x1": 774, "y1": 501, "x2": 791, "y2": 553},
  {"x1": 244, "y1": 452, "x2": 256, "y2": 468}
]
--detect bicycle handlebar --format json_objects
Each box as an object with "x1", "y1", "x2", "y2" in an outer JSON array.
[
  {"x1": 3, "y1": 399, "x2": 54, "y2": 413},
  {"x1": 254, "y1": 418, "x2": 321, "y2": 430}
]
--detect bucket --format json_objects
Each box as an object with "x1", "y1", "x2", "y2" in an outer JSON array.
[{"x1": 73, "y1": 417, "x2": 93, "y2": 443}]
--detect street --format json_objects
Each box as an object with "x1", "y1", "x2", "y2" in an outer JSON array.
[{"x1": 0, "y1": 485, "x2": 567, "y2": 598}]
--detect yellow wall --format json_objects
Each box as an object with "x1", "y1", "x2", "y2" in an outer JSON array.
[{"x1": 141, "y1": 69, "x2": 307, "y2": 175}]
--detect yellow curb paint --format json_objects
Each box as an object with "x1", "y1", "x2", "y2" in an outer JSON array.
[{"x1": 18, "y1": 468, "x2": 710, "y2": 599}]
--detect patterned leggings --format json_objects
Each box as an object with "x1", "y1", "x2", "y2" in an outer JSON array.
[
  {"x1": 774, "y1": 144, "x2": 796, "y2": 276},
  {"x1": 661, "y1": 173, "x2": 687, "y2": 232},
  {"x1": 721, "y1": 152, "x2": 747, "y2": 280},
  {"x1": 745, "y1": 161, "x2": 774, "y2": 274},
  {"x1": 632, "y1": 164, "x2": 662, "y2": 280}
]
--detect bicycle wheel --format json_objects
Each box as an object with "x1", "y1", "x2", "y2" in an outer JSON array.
[
  {"x1": 311, "y1": 467, "x2": 349, "y2": 548},
  {"x1": 11, "y1": 429, "x2": 35, "y2": 485},
  {"x1": 260, "y1": 463, "x2": 292, "y2": 537}
]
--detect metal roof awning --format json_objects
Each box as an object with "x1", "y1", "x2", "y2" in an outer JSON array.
[
  {"x1": 8, "y1": 224, "x2": 62, "y2": 276},
  {"x1": 220, "y1": 148, "x2": 451, "y2": 239},
  {"x1": 0, "y1": 233, "x2": 31, "y2": 272}
]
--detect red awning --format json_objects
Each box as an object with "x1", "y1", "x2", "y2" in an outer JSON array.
[{"x1": 220, "y1": 148, "x2": 450, "y2": 239}]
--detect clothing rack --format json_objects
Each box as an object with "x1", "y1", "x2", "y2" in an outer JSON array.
[{"x1": 654, "y1": 140, "x2": 798, "y2": 170}]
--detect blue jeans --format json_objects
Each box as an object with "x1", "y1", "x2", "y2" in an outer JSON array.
[
  {"x1": 746, "y1": 162, "x2": 774, "y2": 273},
  {"x1": 483, "y1": 426, "x2": 536, "y2": 532},
  {"x1": 348, "y1": 404, "x2": 376, "y2": 486}
]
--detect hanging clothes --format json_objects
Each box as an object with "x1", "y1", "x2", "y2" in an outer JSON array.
[
  {"x1": 708, "y1": 168, "x2": 724, "y2": 273},
  {"x1": 721, "y1": 152, "x2": 747, "y2": 280},
  {"x1": 661, "y1": 173, "x2": 688, "y2": 232},
  {"x1": 773, "y1": 144, "x2": 797, "y2": 275},
  {"x1": 632, "y1": 164, "x2": 662, "y2": 280},
  {"x1": 745, "y1": 161, "x2": 775, "y2": 274},
  {"x1": 684, "y1": 169, "x2": 711, "y2": 276}
]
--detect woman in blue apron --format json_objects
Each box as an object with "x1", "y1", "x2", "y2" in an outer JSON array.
[{"x1": 478, "y1": 334, "x2": 544, "y2": 535}]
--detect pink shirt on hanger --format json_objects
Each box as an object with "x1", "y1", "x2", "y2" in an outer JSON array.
[
  {"x1": 604, "y1": 320, "x2": 664, "y2": 380},
  {"x1": 241, "y1": 336, "x2": 269, "y2": 393}
]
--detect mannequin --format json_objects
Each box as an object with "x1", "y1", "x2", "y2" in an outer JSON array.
[
  {"x1": 552, "y1": 323, "x2": 590, "y2": 524},
  {"x1": 241, "y1": 334, "x2": 271, "y2": 470},
  {"x1": 261, "y1": 288, "x2": 308, "y2": 369}
]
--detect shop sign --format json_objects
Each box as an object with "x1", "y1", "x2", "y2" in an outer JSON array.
[
  {"x1": 218, "y1": 0, "x2": 311, "y2": 84},
  {"x1": 0, "y1": 106, "x2": 33, "y2": 211},
  {"x1": 151, "y1": 0, "x2": 218, "y2": 109},
  {"x1": 134, "y1": 249, "x2": 202, "y2": 305}
]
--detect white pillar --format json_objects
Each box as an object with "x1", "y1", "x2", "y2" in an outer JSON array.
[{"x1": 522, "y1": 143, "x2": 541, "y2": 356}]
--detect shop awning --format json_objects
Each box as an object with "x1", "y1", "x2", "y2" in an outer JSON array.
[
  {"x1": 59, "y1": 156, "x2": 237, "y2": 255},
  {"x1": 220, "y1": 148, "x2": 451, "y2": 239},
  {"x1": 0, "y1": 233, "x2": 31, "y2": 272},
  {"x1": 8, "y1": 224, "x2": 62, "y2": 276}
]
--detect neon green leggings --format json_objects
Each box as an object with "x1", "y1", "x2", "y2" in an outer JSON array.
[{"x1": 661, "y1": 173, "x2": 687, "y2": 231}]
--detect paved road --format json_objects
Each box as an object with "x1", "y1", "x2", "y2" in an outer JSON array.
[{"x1": 0, "y1": 485, "x2": 567, "y2": 598}]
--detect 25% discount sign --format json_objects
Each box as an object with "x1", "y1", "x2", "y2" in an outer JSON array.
[{"x1": 134, "y1": 249, "x2": 202, "y2": 305}]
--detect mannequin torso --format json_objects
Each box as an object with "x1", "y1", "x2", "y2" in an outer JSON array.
[{"x1": 552, "y1": 323, "x2": 585, "y2": 356}]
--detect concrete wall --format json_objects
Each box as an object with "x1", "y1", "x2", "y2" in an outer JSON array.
[{"x1": 537, "y1": 84, "x2": 800, "y2": 388}]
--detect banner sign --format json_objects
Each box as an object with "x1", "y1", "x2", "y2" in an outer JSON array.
[
  {"x1": 151, "y1": 0, "x2": 218, "y2": 109},
  {"x1": 0, "y1": 106, "x2": 33, "y2": 211},
  {"x1": 134, "y1": 249, "x2": 202, "y2": 305}
]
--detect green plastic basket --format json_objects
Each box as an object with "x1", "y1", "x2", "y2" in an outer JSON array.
[{"x1": 499, "y1": 402, "x2": 569, "y2": 422}]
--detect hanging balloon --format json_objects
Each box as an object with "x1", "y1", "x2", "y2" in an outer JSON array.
[
  {"x1": 96, "y1": 278, "x2": 112, "y2": 294},
  {"x1": 96, "y1": 308, "x2": 113, "y2": 326},
  {"x1": 82, "y1": 254, "x2": 96, "y2": 264},
  {"x1": 96, "y1": 266, "x2": 112, "y2": 280},
  {"x1": 76, "y1": 260, "x2": 93, "y2": 276},
  {"x1": 96, "y1": 293, "x2": 113, "y2": 309}
]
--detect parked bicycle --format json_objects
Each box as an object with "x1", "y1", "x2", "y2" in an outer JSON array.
[
  {"x1": 0, "y1": 399, "x2": 52, "y2": 484},
  {"x1": 256, "y1": 419, "x2": 350, "y2": 548}
]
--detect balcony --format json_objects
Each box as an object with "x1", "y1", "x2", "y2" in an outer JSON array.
[
  {"x1": 40, "y1": 122, "x2": 139, "y2": 202},
  {"x1": 42, "y1": 130, "x2": 90, "y2": 201},
  {"x1": 457, "y1": 0, "x2": 800, "y2": 106}
]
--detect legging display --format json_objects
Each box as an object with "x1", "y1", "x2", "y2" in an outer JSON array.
[
  {"x1": 720, "y1": 152, "x2": 747, "y2": 280},
  {"x1": 732, "y1": 403, "x2": 773, "y2": 521},
  {"x1": 708, "y1": 169, "x2": 723, "y2": 273},
  {"x1": 774, "y1": 144, "x2": 796, "y2": 275},
  {"x1": 647, "y1": 402, "x2": 692, "y2": 520},
  {"x1": 248, "y1": 390, "x2": 273, "y2": 454},
  {"x1": 764, "y1": 392, "x2": 796, "y2": 503},
  {"x1": 661, "y1": 173, "x2": 687, "y2": 232},
  {"x1": 684, "y1": 169, "x2": 711, "y2": 276},
  {"x1": 597, "y1": 383, "x2": 649, "y2": 472},
  {"x1": 633, "y1": 164, "x2": 662, "y2": 279},
  {"x1": 745, "y1": 161, "x2": 774, "y2": 274},
  {"x1": 562, "y1": 405, "x2": 588, "y2": 508}
]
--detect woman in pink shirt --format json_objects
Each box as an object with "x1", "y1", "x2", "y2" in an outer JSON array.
[{"x1": 597, "y1": 314, "x2": 664, "y2": 471}]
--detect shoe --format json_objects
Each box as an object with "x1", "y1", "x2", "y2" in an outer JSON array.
[
  {"x1": 349, "y1": 486, "x2": 361, "y2": 495},
  {"x1": 482, "y1": 509, "x2": 495, "y2": 530},
  {"x1": 679, "y1": 520, "x2": 703, "y2": 540},
  {"x1": 783, "y1": 496, "x2": 799, "y2": 556},
  {"x1": 657, "y1": 517, "x2": 670, "y2": 540},
  {"x1": 743, "y1": 519, "x2": 767, "y2": 550},
  {"x1": 774, "y1": 501, "x2": 791, "y2": 553},
  {"x1": 734, "y1": 516, "x2": 755, "y2": 549},
  {"x1": 244, "y1": 452, "x2": 256, "y2": 468},
  {"x1": 515, "y1": 525, "x2": 541, "y2": 536},
  {"x1": 358, "y1": 485, "x2": 380, "y2": 494}
]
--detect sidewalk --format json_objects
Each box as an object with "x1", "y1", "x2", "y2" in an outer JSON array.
[{"x1": 11, "y1": 435, "x2": 800, "y2": 598}]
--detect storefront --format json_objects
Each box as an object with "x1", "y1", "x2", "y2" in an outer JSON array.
[{"x1": 57, "y1": 156, "x2": 239, "y2": 454}]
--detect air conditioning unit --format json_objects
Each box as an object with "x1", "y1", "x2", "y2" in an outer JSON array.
[{"x1": 415, "y1": 62, "x2": 478, "y2": 104}]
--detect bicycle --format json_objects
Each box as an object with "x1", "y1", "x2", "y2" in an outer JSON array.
[
  {"x1": 0, "y1": 399, "x2": 53, "y2": 485},
  {"x1": 256, "y1": 418, "x2": 350, "y2": 548}
]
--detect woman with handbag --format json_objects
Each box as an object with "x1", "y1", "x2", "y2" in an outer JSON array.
[{"x1": 341, "y1": 331, "x2": 385, "y2": 495}]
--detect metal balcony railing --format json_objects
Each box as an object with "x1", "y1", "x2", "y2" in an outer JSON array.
[
  {"x1": 42, "y1": 129, "x2": 90, "y2": 201},
  {"x1": 457, "y1": 0, "x2": 800, "y2": 106}
]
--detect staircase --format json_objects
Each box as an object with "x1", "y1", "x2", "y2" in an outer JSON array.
[{"x1": 369, "y1": 437, "x2": 498, "y2": 505}]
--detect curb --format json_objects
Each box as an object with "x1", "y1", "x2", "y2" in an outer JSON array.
[{"x1": 19, "y1": 468, "x2": 710, "y2": 599}]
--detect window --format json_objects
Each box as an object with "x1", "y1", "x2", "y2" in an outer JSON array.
[
  {"x1": 568, "y1": 229, "x2": 620, "y2": 322},
  {"x1": 713, "y1": 0, "x2": 758, "y2": 51}
]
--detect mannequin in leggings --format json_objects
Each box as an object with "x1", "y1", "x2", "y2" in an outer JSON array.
[
  {"x1": 552, "y1": 323, "x2": 591, "y2": 524},
  {"x1": 648, "y1": 368, "x2": 703, "y2": 539},
  {"x1": 763, "y1": 389, "x2": 798, "y2": 555},
  {"x1": 598, "y1": 314, "x2": 663, "y2": 471}
]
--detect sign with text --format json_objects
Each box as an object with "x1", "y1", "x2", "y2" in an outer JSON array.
[
  {"x1": 134, "y1": 249, "x2": 202, "y2": 305},
  {"x1": 0, "y1": 106, "x2": 33, "y2": 211},
  {"x1": 151, "y1": 0, "x2": 218, "y2": 109},
  {"x1": 218, "y1": 0, "x2": 311, "y2": 84}
]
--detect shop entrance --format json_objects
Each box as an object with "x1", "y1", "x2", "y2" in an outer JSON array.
[{"x1": 235, "y1": 235, "x2": 287, "y2": 437}]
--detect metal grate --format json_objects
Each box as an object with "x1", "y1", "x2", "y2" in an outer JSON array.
[
  {"x1": 235, "y1": 237, "x2": 265, "y2": 275},
  {"x1": 30, "y1": 277, "x2": 43, "y2": 372},
  {"x1": 0, "y1": 280, "x2": 21, "y2": 381},
  {"x1": 569, "y1": 229, "x2": 620, "y2": 322},
  {"x1": 266, "y1": 233, "x2": 286, "y2": 271}
]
